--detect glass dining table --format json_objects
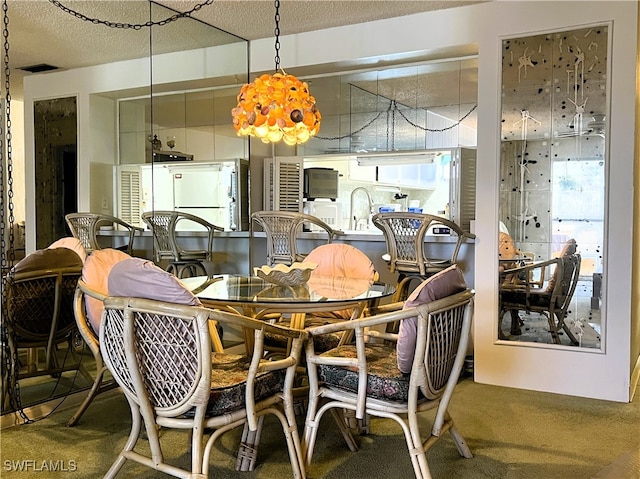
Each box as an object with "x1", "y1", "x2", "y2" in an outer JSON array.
[
  {"x1": 181, "y1": 274, "x2": 395, "y2": 472},
  {"x1": 181, "y1": 274, "x2": 396, "y2": 350}
]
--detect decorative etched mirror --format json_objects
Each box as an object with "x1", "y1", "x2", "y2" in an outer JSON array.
[{"x1": 498, "y1": 25, "x2": 609, "y2": 350}]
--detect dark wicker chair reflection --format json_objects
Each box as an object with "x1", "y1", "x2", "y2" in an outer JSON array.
[
  {"x1": 65, "y1": 212, "x2": 142, "y2": 255},
  {"x1": 499, "y1": 253, "x2": 581, "y2": 345},
  {"x1": 372, "y1": 212, "x2": 475, "y2": 301},
  {"x1": 2, "y1": 266, "x2": 86, "y2": 411},
  {"x1": 251, "y1": 210, "x2": 342, "y2": 267},
  {"x1": 141, "y1": 210, "x2": 223, "y2": 278}
]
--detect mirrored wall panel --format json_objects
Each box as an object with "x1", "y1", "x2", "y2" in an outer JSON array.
[
  {"x1": 498, "y1": 25, "x2": 608, "y2": 350},
  {"x1": 298, "y1": 58, "x2": 478, "y2": 156}
]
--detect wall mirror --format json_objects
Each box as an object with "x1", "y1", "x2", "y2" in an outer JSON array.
[
  {"x1": 2, "y1": 3, "x2": 248, "y2": 418},
  {"x1": 283, "y1": 58, "x2": 479, "y2": 233},
  {"x1": 498, "y1": 25, "x2": 609, "y2": 350},
  {"x1": 298, "y1": 57, "x2": 478, "y2": 157},
  {"x1": 115, "y1": 2, "x2": 249, "y2": 232}
]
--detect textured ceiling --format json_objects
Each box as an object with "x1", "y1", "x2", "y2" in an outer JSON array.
[{"x1": 7, "y1": 1, "x2": 486, "y2": 93}]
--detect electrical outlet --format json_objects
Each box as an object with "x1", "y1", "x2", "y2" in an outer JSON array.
[{"x1": 101, "y1": 197, "x2": 108, "y2": 210}]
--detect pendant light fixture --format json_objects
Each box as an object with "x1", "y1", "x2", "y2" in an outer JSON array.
[{"x1": 231, "y1": 0, "x2": 321, "y2": 145}]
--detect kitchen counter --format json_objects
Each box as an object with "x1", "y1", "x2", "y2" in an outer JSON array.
[
  {"x1": 97, "y1": 227, "x2": 475, "y2": 287},
  {"x1": 337, "y1": 229, "x2": 472, "y2": 243}
]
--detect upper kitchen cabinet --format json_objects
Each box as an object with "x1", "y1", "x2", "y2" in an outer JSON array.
[{"x1": 377, "y1": 162, "x2": 437, "y2": 189}]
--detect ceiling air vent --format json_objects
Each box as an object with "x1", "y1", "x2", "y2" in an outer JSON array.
[{"x1": 18, "y1": 63, "x2": 59, "y2": 73}]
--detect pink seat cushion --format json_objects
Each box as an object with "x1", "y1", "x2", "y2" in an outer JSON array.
[
  {"x1": 546, "y1": 238, "x2": 577, "y2": 293},
  {"x1": 12, "y1": 247, "x2": 83, "y2": 273},
  {"x1": 48, "y1": 237, "x2": 88, "y2": 263},
  {"x1": 306, "y1": 243, "x2": 376, "y2": 280},
  {"x1": 498, "y1": 232, "x2": 516, "y2": 260},
  {"x1": 397, "y1": 265, "x2": 467, "y2": 373},
  {"x1": 306, "y1": 243, "x2": 377, "y2": 320},
  {"x1": 108, "y1": 258, "x2": 201, "y2": 306},
  {"x1": 82, "y1": 249, "x2": 131, "y2": 333}
]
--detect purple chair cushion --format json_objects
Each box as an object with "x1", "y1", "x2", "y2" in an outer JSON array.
[
  {"x1": 397, "y1": 265, "x2": 467, "y2": 373},
  {"x1": 107, "y1": 258, "x2": 201, "y2": 306}
]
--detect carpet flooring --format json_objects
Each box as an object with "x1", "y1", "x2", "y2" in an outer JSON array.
[{"x1": 1, "y1": 378, "x2": 638, "y2": 479}]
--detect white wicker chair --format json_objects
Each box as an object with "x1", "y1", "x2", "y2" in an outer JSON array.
[
  {"x1": 372, "y1": 212, "x2": 475, "y2": 301},
  {"x1": 141, "y1": 210, "x2": 224, "y2": 278},
  {"x1": 302, "y1": 289, "x2": 474, "y2": 479},
  {"x1": 65, "y1": 212, "x2": 143, "y2": 255},
  {"x1": 66, "y1": 281, "x2": 118, "y2": 427},
  {"x1": 99, "y1": 292, "x2": 307, "y2": 479},
  {"x1": 251, "y1": 210, "x2": 342, "y2": 267}
]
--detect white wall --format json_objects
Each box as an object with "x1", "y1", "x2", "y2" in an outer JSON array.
[
  {"x1": 6, "y1": 98, "x2": 25, "y2": 223},
  {"x1": 22, "y1": 1, "x2": 638, "y2": 401}
]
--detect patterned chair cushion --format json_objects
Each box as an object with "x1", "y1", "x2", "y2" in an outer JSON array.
[
  {"x1": 318, "y1": 343, "x2": 410, "y2": 402},
  {"x1": 265, "y1": 318, "x2": 341, "y2": 352},
  {"x1": 200, "y1": 352, "x2": 286, "y2": 416}
]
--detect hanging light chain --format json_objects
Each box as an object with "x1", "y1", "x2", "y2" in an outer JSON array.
[
  {"x1": 273, "y1": 0, "x2": 281, "y2": 72},
  {"x1": 2, "y1": 0, "x2": 31, "y2": 423},
  {"x1": 2, "y1": 0, "x2": 14, "y2": 275},
  {"x1": 47, "y1": 0, "x2": 214, "y2": 29},
  {"x1": 397, "y1": 102, "x2": 478, "y2": 133},
  {"x1": 315, "y1": 101, "x2": 477, "y2": 141}
]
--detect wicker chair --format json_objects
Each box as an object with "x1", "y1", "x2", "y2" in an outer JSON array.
[
  {"x1": 372, "y1": 212, "x2": 475, "y2": 301},
  {"x1": 499, "y1": 253, "x2": 581, "y2": 344},
  {"x1": 141, "y1": 210, "x2": 223, "y2": 278},
  {"x1": 251, "y1": 210, "x2": 342, "y2": 267},
  {"x1": 66, "y1": 281, "x2": 117, "y2": 427},
  {"x1": 99, "y1": 293, "x2": 307, "y2": 479},
  {"x1": 302, "y1": 289, "x2": 475, "y2": 479},
  {"x1": 263, "y1": 243, "x2": 380, "y2": 356},
  {"x1": 65, "y1": 212, "x2": 143, "y2": 255},
  {"x1": 2, "y1": 266, "x2": 85, "y2": 410}
]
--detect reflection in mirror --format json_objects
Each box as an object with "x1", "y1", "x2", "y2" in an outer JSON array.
[
  {"x1": 498, "y1": 25, "x2": 608, "y2": 349},
  {"x1": 299, "y1": 58, "x2": 478, "y2": 156},
  {"x1": 1, "y1": 97, "x2": 90, "y2": 417},
  {"x1": 34, "y1": 97, "x2": 77, "y2": 249},
  {"x1": 3, "y1": 4, "x2": 250, "y2": 418},
  {"x1": 115, "y1": 2, "x2": 249, "y2": 232}
]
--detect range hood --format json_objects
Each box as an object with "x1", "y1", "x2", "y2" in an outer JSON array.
[
  {"x1": 355, "y1": 150, "x2": 445, "y2": 166},
  {"x1": 152, "y1": 150, "x2": 194, "y2": 162}
]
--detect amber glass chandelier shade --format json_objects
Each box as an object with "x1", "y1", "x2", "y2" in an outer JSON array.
[{"x1": 231, "y1": 72, "x2": 321, "y2": 145}]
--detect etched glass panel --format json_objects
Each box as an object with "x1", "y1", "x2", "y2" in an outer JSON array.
[{"x1": 498, "y1": 26, "x2": 608, "y2": 349}]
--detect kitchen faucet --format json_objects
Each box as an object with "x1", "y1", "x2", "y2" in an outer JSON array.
[{"x1": 349, "y1": 187, "x2": 374, "y2": 230}]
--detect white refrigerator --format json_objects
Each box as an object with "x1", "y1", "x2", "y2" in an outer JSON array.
[{"x1": 171, "y1": 164, "x2": 234, "y2": 231}]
